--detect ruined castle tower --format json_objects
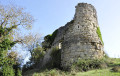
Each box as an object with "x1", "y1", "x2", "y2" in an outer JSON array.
[{"x1": 52, "y1": 3, "x2": 105, "y2": 69}]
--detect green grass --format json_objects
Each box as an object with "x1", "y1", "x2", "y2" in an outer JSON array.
[
  {"x1": 76, "y1": 68, "x2": 120, "y2": 76},
  {"x1": 105, "y1": 58, "x2": 120, "y2": 67},
  {"x1": 25, "y1": 68, "x2": 120, "y2": 76}
]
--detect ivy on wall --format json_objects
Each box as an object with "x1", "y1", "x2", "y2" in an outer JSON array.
[{"x1": 96, "y1": 27, "x2": 104, "y2": 45}]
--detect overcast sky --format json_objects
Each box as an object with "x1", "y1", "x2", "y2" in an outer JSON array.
[{"x1": 1, "y1": 0, "x2": 120, "y2": 58}]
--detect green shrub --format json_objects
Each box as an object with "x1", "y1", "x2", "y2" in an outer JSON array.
[
  {"x1": 2, "y1": 64, "x2": 15, "y2": 76},
  {"x1": 49, "y1": 69, "x2": 57, "y2": 76},
  {"x1": 17, "y1": 69, "x2": 22, "y2": 76},
  {"x1": 111, "y1": 66, "x2": 120, "y2": 72},
  {"x1": 33, "y1": 69, "x2": 66, "y2": 76},
  {"x1": 72, "y1": 59, "x2": 107, "y2": 72},
  {"x1": 0, "y1": 69, "x2": 2, "y2": 75},
  {"x1": 31, "y1": 46, "x2": 45, "y2": 63}
]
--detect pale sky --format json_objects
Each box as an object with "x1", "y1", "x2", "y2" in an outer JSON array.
[{"x1": 1, "y1": 0, "x2": 120, "y2": 58}]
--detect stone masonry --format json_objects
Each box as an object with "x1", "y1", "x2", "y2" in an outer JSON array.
[{"x1": 51, "y1": 3, "x2": 105, "y2": 69}]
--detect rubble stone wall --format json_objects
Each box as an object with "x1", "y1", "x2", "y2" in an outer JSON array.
[{"x1": 51, "y1": 3, "x2": 105, "y2": 69}]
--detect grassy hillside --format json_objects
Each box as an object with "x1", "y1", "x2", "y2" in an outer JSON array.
[
  {"x1": 76, "y1": 68, "x2": 120, "y2": 76},
  {"x1": 23, "y1": 58, "x2": 120, "y2": 76}
]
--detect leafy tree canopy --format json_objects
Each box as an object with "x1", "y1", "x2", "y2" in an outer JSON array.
[{"x1": 0, "y1": 4, "x2": 34, "y2": 76}]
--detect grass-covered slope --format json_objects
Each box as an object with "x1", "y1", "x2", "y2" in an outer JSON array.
[
  {"x1": 24, "y1": 68, "x2": 120, "y2": 76},
  {"x1": 76, "y1": 68, "x2": 120, "y2": 76}
]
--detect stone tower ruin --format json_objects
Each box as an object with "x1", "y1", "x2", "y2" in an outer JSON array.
[{"x1": 51, "y1": 3, "x2": 105, "y2": 69}]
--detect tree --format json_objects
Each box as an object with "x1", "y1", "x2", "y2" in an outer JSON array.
[
  {"x1": 0, "y1": 4, "x2": 34, "y2": 60},
  {"x1": 22, "y1": 33, "x2": 44, "y2": 71},
  {"x1": 22, "y1": 46, "x2": 45, "y2": 73},
  {"x1": 30, "y1": 46, "x2": 45, "y2": 64},
  {"x1": 22, "y1": 33, "x2": 42, "y2": 57},
  {"x1": 0, "y1": 4, "x2": 34, "y2": 76},
  {"x1": 2, "y1": 64, "x2": 15, "y2": 76},
  {"x1": 0, "y1": 4, "x2": 34, "y2": 56},
  {"x1": 1, "y1": 51, "x2": 22, "y2": 76},
  {"x1": 8, "y1": 51, "x2": 23, "y2": 76}
]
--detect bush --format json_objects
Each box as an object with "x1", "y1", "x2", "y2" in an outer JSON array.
[
  {"x1": 31, "y1": 46, "x2": 45, "y2": 64},
  {"x1": 2, "y1": 64, "x2": 15, "y2": 76},
  {"x1": 49, "y1": 69, "x2": 57, "y2": 76},
  {"x1": 17, "y1": 69, "x2": 22, "y2": 76},
  {"x1": 111, "y1": 66, "x2": 120, "y2": 72},
  {"x1": 72, "y1": 59, "x2": 107, "y2": 72},
  {"x1": 33, "y1": 69, "x2": 66, "y2": 76}
]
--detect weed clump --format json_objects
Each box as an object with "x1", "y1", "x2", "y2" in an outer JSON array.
[
  {"x1": 71, "y1": 59, "x2": 107, "y2": 72},
  {"x1": 111, "y1": 66, "x2": 120, "y2": 72}
]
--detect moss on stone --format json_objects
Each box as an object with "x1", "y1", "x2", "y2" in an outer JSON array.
[{"x1": 96, "y1": 27, "x2": 104, "y2": 45}]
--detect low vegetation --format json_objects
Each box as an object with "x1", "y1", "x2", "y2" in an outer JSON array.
[
  {"x1": 112, "y1": 66, "x2": 120, "y2": 72},
  {"x1": 22, "y1": 43, "x2": 120, "y2": 76},
  {"x1": 71, "y1": 58, "x2": 107, "y2": 72},
  {"x1": 26, "y1": 68, "x2": 120, "y2": 76},
  {"x1": 23, "y1": 58, "x2": 120, "y2": 76}
]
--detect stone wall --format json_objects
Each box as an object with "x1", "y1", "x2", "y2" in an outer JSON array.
[{"x1": 51, "y1": 3, "x2": 105, "y2": 69}]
